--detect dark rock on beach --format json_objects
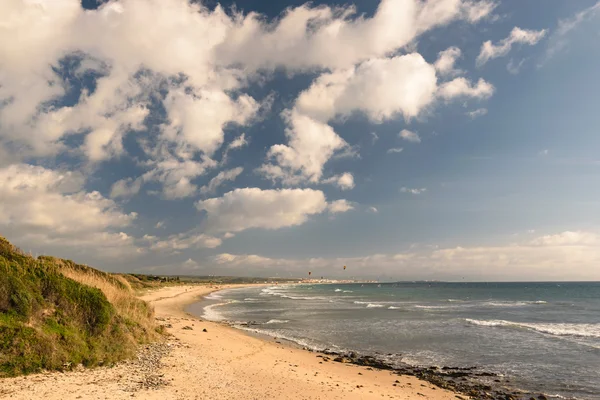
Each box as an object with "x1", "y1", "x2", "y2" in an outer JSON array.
[{"x1": 314, "y1": 349, "x2": 551, "y2": 400}]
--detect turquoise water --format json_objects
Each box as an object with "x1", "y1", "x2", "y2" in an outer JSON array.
[{"x1": 188, "y1": 282, "x2": 600, "y2": 399}]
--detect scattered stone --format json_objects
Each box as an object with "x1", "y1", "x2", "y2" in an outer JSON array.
[
  {"x1": 202, "y1": 328, "x2": 208, "y2": 332},
  {"x1": 182, "y1": 326, "x2": 193, "y2": 330}
]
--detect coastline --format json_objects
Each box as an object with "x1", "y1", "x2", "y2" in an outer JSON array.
[
  {"x1": 190, "y1": 285, "x2": 553, "y2": 400},
  {"x1": 0, "y1": 284, "x2": 462, "y2": 400}
]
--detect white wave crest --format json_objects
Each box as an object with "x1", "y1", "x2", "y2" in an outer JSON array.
[
  {"x1": 465, "y1": 319, "x2": 600, "y2": 338},
  {"x1": 366, "y1": 303, "x2": 385, "y2": 308},
  {"x1": 388, "y1": 306, "x2": 402, "y2": 310},
  {"x1": 334, "y1": 289, "x2": 342, "y2": 292},
  {"x1": 482, "y1": 300, "x2": 547, "y2": 307},
  {"x1": 202, "y1": 302, "x2": 228, "y2": 321},
  {"x1": 265, "y1": 319, "x2": 289, "y2": 324}
]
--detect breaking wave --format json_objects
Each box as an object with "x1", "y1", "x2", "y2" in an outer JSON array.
[{"x1": 465, "y1": 319, "x2": 600, "y2": 338}]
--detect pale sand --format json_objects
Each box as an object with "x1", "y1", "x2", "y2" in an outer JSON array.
[{"x1": 0, "y1": 285, "x2": 464, "y2": 400}]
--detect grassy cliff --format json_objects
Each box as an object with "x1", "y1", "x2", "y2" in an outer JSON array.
[{"x1": 0, "y1": 237, "x2": 159, "y2": 377}]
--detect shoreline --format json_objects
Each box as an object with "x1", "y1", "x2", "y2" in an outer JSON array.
[
  {"x1": 191, "y1": 285, "x2": 562, "y2": 400},
  {"x1": 0, "y1": 284, "x2": 462, "y2": 399}
]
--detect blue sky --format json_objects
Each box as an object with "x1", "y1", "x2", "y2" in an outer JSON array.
[{"x1": 1, "y1": 0, "x2": 600, "y2": 280}]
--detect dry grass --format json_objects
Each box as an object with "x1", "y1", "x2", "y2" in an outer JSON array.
[
  {"x1": 52, "y1": 258, "x2": 159, "y2": 342},
  {"x1": 0, "y1": 237, "x2": 162, "y2": 376}
]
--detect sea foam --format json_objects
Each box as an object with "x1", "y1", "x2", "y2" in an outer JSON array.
[{"x1": 465, "y1": 319, "x2": 600, "y2": 338}]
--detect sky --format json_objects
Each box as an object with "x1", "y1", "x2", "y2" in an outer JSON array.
[{"x1": 1, "y1": 0, "x2": 600, "y2": 281}]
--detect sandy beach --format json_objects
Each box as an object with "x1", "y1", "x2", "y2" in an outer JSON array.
[{"x1": 0, "y1": 285, "x2": 463, "y2": 400}]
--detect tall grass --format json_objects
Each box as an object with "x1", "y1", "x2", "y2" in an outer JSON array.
[{"x1": 0, "y1": 236, "x2": 160, "y2": 377}]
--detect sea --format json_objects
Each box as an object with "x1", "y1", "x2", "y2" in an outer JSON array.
[{"x1": 186, "y1": 282, "x2": 600, "y2": 399}]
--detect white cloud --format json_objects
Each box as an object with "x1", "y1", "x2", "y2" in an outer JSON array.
[
  {"x1": 218, "y1": 0, "x2": 496, "y2": 71},
  {"x1": 295, "y1": 54, "x2": 438, "y2": 123},
  {"x1": 367, "y1": 206, "x2": 379, "y2": 213},
  {"x1": 0, "y1": 164, "x2": 138, "y2": 256},
  {"x1": 370, "y1": 132, "x2": 379, "y2": 143},
  {"x1": 162, "y1": 89, "x2": 259, "y2": 157},
  {"x1": 259, "y1": 110, "x2": 348, "y2": 184},
  {"x1": 261, "y1": 53, "x2": 440, "y2": 184},
  {"x1": 477, "y1": 27, "x2": 547, "y2": 66},
  {"x1": 200, "y1": 167, "x2": 244, "y2": 195},
  {"x1": 328, "y1": 199, "x2": 354, "y2": 214},
  {"x1": 401, "y1": 187, "x2": 427, "y2": 195},
  {"x1": 142, "y1": 156, "x2": 216, "y2": 200},
  {"x1": 399, "y1": 129, "x2": 421, "y2": 143},
  {"x1": 223, "y1": 232, "x2": 235, "y2": 239},
  {"x1": 227, "y1": 133, "x2": 248, "y2": 151},
  {"x1": 143, "y1": 231, "x2": 222, "y2": 252},
  {"x1": 0, "y1": 0, "x2": 498, "y2": 200},
  {"x1": 530, "y1": 231, "x2": 600, "y2": 247},
  {"x1": 466, "y1": 108, "x2": 488, "y2": 119},
  {"x1": 208, "y1": 230, "x2": 600, "y2": 281},
  {"x1": 322, "y1": 172, "x2": 355, "y2": 190},
  {"x1": 434, "y1": 46, "x2": 462, "y2": 76},
  {"x1": 110, "y1": 177, "x2": 142, "y2": 199},
  {"x1": 539, "y1": 149, "x2": 549, "y2": 156},
  {"x1": 387, "y1": 147, "x2": 404, "y2": 154},
  {"x1": 438, "y1": 77, "x2": 495, "y2": 100},
  {"x1": 196, "y1": 188, "x2": 328, "y2": 233}
]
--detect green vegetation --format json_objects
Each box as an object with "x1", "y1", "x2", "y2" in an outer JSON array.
[{"x1": 0, "y1": 237, "x2": 158, "y2": 377}]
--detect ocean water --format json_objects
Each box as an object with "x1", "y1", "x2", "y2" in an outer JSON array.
[{"x1": 187, "y1": 282, "x2": 600, "y2": 399}]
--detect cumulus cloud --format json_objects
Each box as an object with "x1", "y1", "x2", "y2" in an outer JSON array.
[
  {"x1": 438, "y1": 77, "x2": 495, "y2": 100},
  {"x1": 328, "y1": 199, "x2": 354, "y2": 214},
  {"x1": 401, "y1": 187, "x2": 427, "y2": 194},
  {"x1": 143, "y1": 231, "x2": 222, "y2": 252},
  {"x1": 110, "y1": 177, "x2": 143, "y2": 199},
  {"x1": 262, "y1": 51, "x2": 492, "y2": 184},
  {"x1": 434, "y1": 46, "x2": 462, "y2": 76},
  {"x1": 399, "y1": 129, "x2": 421, "y2": 143},
  {"x1": 0, "y1": 164, "x2": 138, "y2": 256},
  {"x1": 477, "y1": 27, "x2": 547, "y2": 66},
  {"x1": 200, "y1": 167, "x2": 244, "y2": 195},
  {"x1": 259, "y1": 111, "x2": 348, "y2": 184},
  {"x1": 196, "y1": 188, "x2": 329, "y2": 233},
  {"x1": 322, "y1": 172, "x2": 355, "y2": 190},
  {"x1": 295, "y1": 54, "x2": 438, "y2": 123},
  {"x1": 218, "y1": 0, "x2": 495, "y2": 71},
  {"x1": 0, "y1": 0, "x2": 503, "y2": 269}
]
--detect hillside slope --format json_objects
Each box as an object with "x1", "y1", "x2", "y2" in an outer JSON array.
[{"x1": 0, "y1": 237, "x2": 159, "y2": 377}]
